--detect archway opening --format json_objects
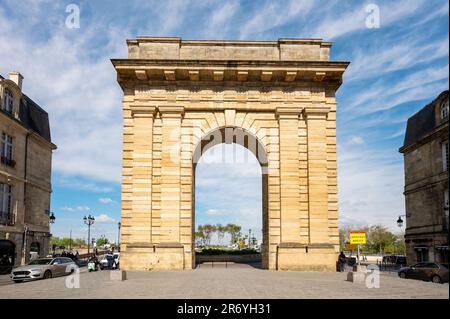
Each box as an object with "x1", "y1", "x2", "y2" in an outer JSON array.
[
  {"x1": 192, "y1": 127, "x2": 269, "y2": 269},
  {"x1": 0, "y1": 240, "x2": 15, "y2": 274}
]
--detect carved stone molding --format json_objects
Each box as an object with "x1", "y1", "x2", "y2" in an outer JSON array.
[{"x1": 130, "y1": 104, "x2": 156, "y2": 118}]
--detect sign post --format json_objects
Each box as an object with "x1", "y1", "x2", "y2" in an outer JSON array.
[{"x1": 350, "y1": 230, "x2": 367, "y2": 267}]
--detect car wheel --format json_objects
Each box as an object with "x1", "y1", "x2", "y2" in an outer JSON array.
[
  {"x1": 399, "y1": 272, "x2": 407, "y2": 279},
  {"x1": 13, "y1": 280, "x2": 23, "y2": 283},
  {"x1": 431, "y1": 275, "x2": 442, "y2": 284},
  {"x1": 43, "y1": 270, "x2": 52, "y2": 279}
]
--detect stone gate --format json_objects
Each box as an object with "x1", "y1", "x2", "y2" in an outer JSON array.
[{"x1": 112, "y1": 37, "x2": 348, "y2": 271}]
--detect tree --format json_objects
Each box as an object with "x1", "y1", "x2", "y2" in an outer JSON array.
[
  {"x1": 202, "y1": 224, "x2": 217, "y2": 246},
  {"x1": 195, "y1": 226, "x2": 206, "y2": 247},
  {"x1": 216, "y1": 224, "x2": 226, "y2": 245},
  {"x1": 226, "y1": 223, "x2": 241, "y2": 246},
  {"x1": 50, "y1": 236, "x2": 86, "y2": 249},
  {"x1": 339, "y1": 225, "x2": 352, "y2": 251},
  {"x1": 96, "y1": 237, "x2": 109, "y2": 247},
  {"x1": 366, "y1": 225, "x2": 397, "y2": 253}
]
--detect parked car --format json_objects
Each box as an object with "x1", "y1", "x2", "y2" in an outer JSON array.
[
  {"x1": 10, "y1": 257, "x2": 76, "y2": 283},
  {"x1": 99, "y1": 253, "x2": 120, "y2": 270},
  {"x1": 398, "y1": 262, "x2": 449, "y2": 283}
]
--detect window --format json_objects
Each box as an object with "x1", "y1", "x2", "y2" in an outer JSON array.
[
  {"x1": 443, "y1": 141, "x2": 449, "y2": 172},
  {"x1": 415, "y1": 248, "x2": 429, "y2": 262},
  {"x1": 0, "y1": 183, "x2": 12, "y2": 225},
  {"x1": 1, "y1": 133, "x2": 15, "y2": 167},
  {"x1": 2, "y1": 88, "x2": 13, "y2": 113},
  {"x1": 441, "y1": 100, "x2": 449, "y2": 120},
  {"x1": 445, "y1": 190, "x2": 449, "y2": 231}
]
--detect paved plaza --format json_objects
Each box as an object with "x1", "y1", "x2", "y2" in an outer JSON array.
[{"x1": 0, "y1": 263, "x2": 448, "y2": 299}]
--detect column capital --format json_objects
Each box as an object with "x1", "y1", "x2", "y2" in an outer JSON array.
[
  {"x1": 303, "y1": 105, "x2": 330, "y2": 119},
  {"x1": 275, "y1": 106, "x2": 303, "y2": 119},
  {"x1": 158, "y1": 105, "x2": 185, "y2": 118},
  {"x1": 130, "y1": 103, "x2": 157, "y2": 118}
]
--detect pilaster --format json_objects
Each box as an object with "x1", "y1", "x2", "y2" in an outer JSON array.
[
  {"x1": 304, "y1": 105, "x2": 331, "y2": 244},
  {"x1": 276, "y1": 107, "x2": 302, "y2": 244},
  {"x1": 159, "y1": 106, "x2": 184, "y2": 243}
]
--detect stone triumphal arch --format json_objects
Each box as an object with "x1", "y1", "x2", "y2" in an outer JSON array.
[{"x1": 112, "y1": 37, "x2": 348, "y2": 271}]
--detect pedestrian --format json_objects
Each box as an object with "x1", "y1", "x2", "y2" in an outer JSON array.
[
  {"x1": 338, "y1": 251, "x2": 346, "y2": 272},
  {"x1": 106, "y1": 253, "x2": 113, "y2": 270}
]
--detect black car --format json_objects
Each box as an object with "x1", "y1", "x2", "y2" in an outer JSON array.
[{"x1": 398, "y1": 262, "x2": 449, "y2": 284}]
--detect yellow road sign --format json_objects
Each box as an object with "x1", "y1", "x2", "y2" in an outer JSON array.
[{"x1": 349, "y1": 231, "x2": 366, "y2": 245}]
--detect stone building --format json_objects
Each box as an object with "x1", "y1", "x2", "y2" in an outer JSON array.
[
  {"x1": 112, "y1": 37, "x2": 348, "y2": 271},
  {"x1": 399, "y1": 90, "x2": 449, "y2": 265},
  {"x1": 0, "y1": 71, "x2": 56, "y2": 272}
]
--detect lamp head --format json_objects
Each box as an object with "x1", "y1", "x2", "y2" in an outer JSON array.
[{"x1": 397, "y1": 216, "x2": 404, "y2": 228}]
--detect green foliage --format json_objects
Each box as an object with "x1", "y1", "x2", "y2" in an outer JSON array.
[
  {"x1": 365, "y1": 225, "x2": 397, "y2": 252},
  {"x1": 96, "y1": 237, "x2": 109, "y2": 247},
  {"x1": 339, "y1": 224, "x2": 405, "y2": 254},
  {"x1": 195, "y1": 223, "x2": 245, "y2": 247},
  {"x1": 226, "y1": 223, "x2": 242, "y2": 245},
  {"x1": 50, "y1": 236, "x2": 86, "y2": 248}
]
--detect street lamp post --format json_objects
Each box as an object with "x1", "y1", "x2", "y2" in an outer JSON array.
[
  {"x1": 49, "y1": 212, "x2": 55, "y2": 254},
  {"x1": 49, "y1": 212, "x2": 56, "y2": 225},
  {"x1": 118, "y1": 222, "x2": 121, "y2": 250},
  {"x1": 83, "y1": 215, "x2": 95, "y2": 255},
  {"x1": 397, "y1": 214, "x2": 406, "y2": 228}
]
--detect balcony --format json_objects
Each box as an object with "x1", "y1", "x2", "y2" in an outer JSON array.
[
  {"x1": 0, "y1": 211, "x2": 13, "y2": 226},
  {"x1": 0, "y1": 156, "x2": 15, "y2": 168}
]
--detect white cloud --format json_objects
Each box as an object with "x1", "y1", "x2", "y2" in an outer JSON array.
[
  {"x1": 239, "y1": 0, "x2": 315, "y2": 39},
  {"x1": 203, "y1": 1, "x2": 240, "y2": 38},
  {"x1": 0, "y1": 5, "x2": 129, "y2": 183},
  {"x1": 338, "y1": 144, "x2": 405, "y2": 232},
  {"x1": 94, "y1": 214, "x2": 116, "y2": 224},
  {"x1": 60, "y1": 206, "x2": 90, "y2": 213},
  {"x1": 55, "y1": 177, "x2": 115, "y2": 193},
  {"x1": 309, "y1": 0, "x2": 425, "y2": 40},
  {"x1": 205, "y1": 209, "x2": 226, "y2": 216},
  {"x1": 348, "y1": 136, "x2": 365, "y2": 145},
  {"x1": 99, "y1": 197, "x2": 115, "y2": 204}
]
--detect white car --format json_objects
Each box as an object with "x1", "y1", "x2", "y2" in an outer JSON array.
[
  {"x1": 10, "y1": 257, "x2": 76, "y2": 283},
  {"x1": 99, "y1": 253, "x2": 120, "y2": 270}
]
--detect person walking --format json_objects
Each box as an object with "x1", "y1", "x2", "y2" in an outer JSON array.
[
  {"x1": 338, "y1": 251, "x2": 347, "y2": 272},
  {"x1": 106, "y1": 252, "x2": 113, "y2": 270}
]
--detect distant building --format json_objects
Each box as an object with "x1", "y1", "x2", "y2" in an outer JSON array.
[
  {"x1": 0, "y1": 71, "x2": 56, "y2": 272},
  {"x1": 399, "y1": 90, "x2": 449, "y2": 265}
]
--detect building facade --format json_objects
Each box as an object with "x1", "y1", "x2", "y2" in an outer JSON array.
[
  {"x1": 400, "y1": 90, "x2": 449, "y2": 265},
  {"x1": 0, "y1": 71, "x2": 56, "y2": 273},
  {"x1": 112, "y1": 37, "x2": 348, "y2": 271}
]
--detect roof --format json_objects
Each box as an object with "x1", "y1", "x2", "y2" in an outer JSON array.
[
  {"x1": 0, "y1": 74, "x2": 52, "y2": 143},
  {"x1": 401, "y1": 90, "x2": 449, "y2": 150}
]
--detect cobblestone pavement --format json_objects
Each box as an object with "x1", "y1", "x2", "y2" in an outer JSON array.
[{"x1": 0, "y1": 263, "x2": 448, "y2": 299}]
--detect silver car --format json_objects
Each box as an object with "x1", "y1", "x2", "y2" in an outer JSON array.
[{"x1": 10, "y1": 257, "x2": 76, "y2": 283}]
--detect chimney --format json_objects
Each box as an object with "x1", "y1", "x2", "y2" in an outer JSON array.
[{"x1": 9, "y1": 71, "x2": 24, "y2": 90}]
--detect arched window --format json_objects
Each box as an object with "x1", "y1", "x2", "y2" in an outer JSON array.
[
  {"x1": 441, "y1": 99, "x2": 449, "y2": 120},
  {"x1": 2, "y1": 88, "x2": 14, "y2": 114}
]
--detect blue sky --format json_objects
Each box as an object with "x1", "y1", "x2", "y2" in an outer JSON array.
[{"x1": 0, "y1": 0, "x2": 448, "y2": 243}]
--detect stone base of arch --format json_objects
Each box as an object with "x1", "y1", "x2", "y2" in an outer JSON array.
[
  {"x1": 277, "y1": 243, "x2": 337, "y2": 271},
  {"x1": 120, "y1": 243, "x2": 337, "y2": 271}
]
